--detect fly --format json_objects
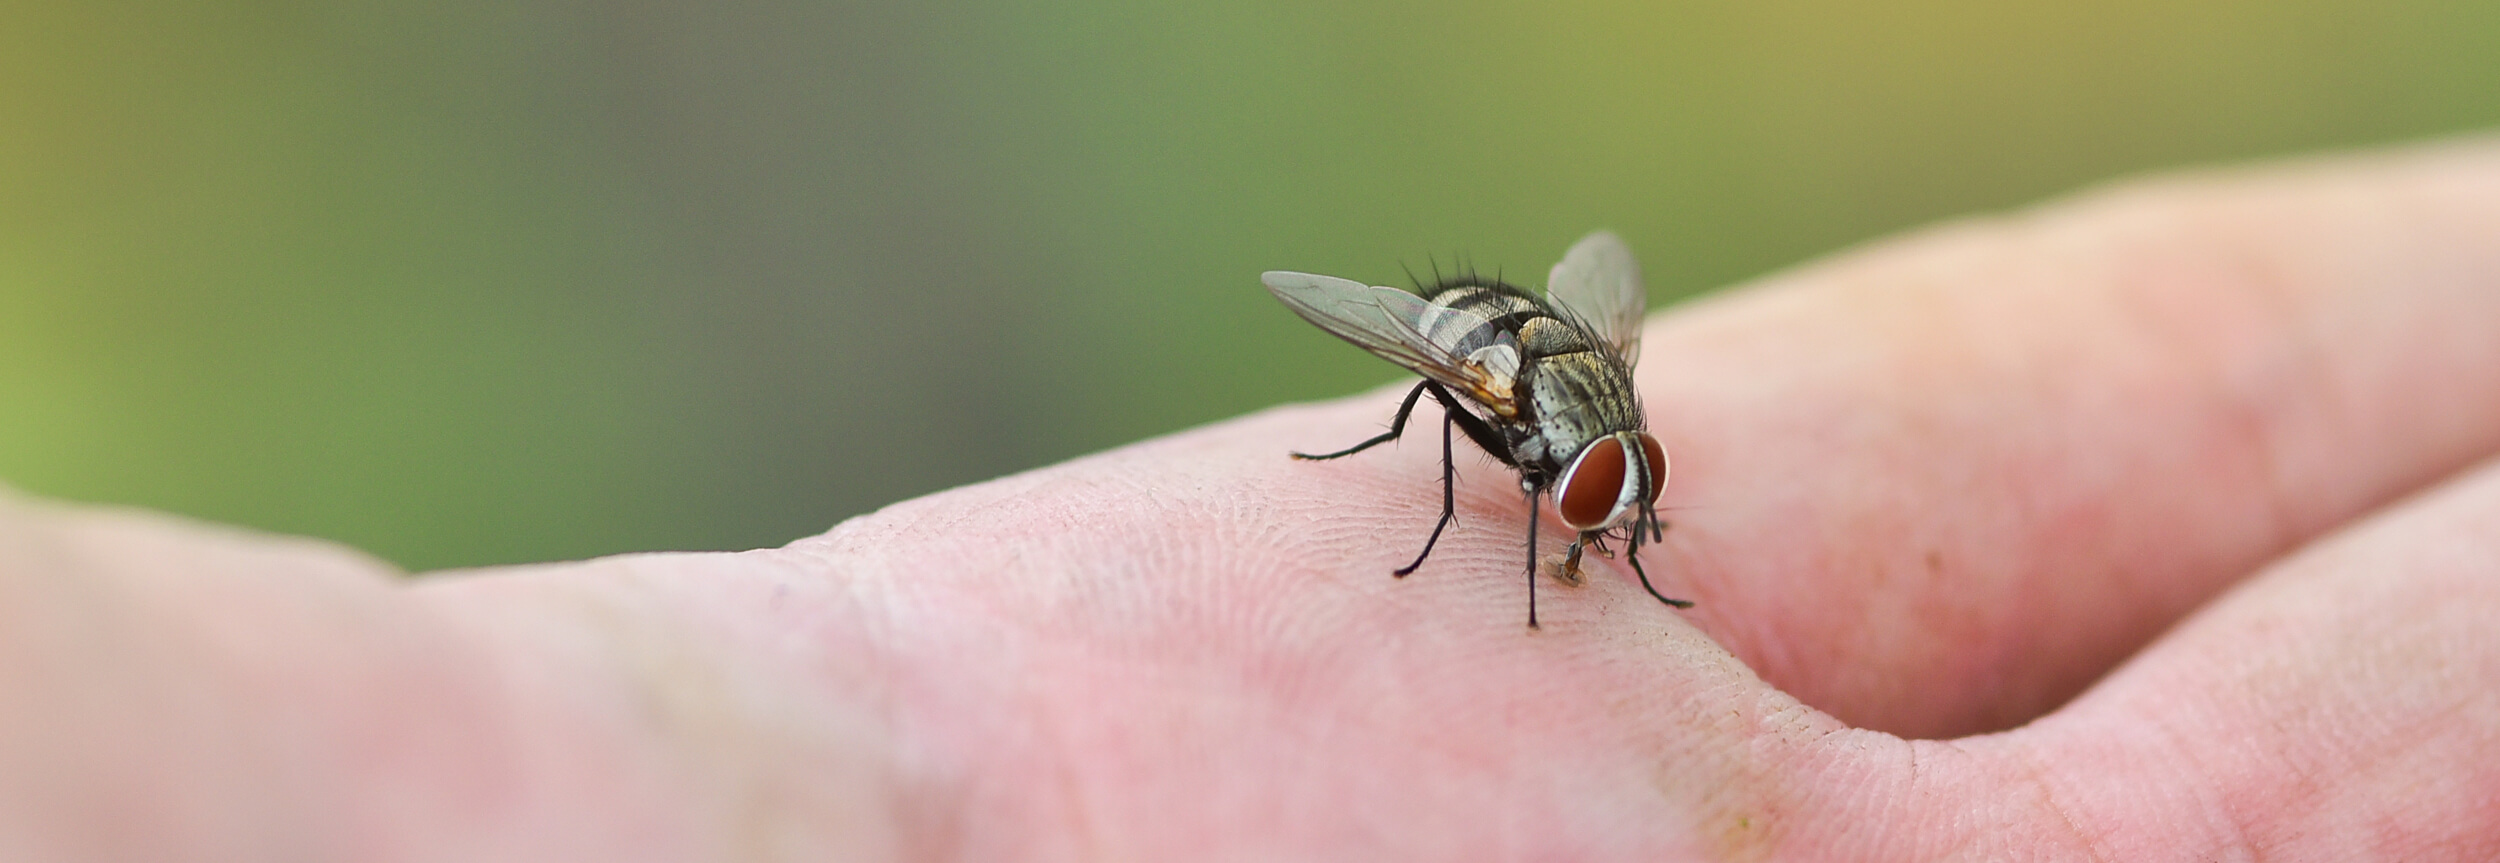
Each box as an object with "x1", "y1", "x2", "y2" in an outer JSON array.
[{"x1": 1264, "y1": 231, "x2": 1691, "y2": 628}]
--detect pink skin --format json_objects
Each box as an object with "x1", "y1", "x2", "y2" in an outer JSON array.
[{"x1": 6, "y1": 139, "x2": 2500, "y2": 860}]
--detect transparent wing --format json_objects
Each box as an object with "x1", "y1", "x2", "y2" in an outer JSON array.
[
  {"x1": 1263, "y1": 270, "x2": 1521, "y2": 413},
  {"x1": 1545, "y1": 230, "x2": 1647, "y2": 367}
]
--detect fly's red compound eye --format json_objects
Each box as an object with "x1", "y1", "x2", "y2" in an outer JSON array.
[
  {"x1": 1637, "y1": 433, "x2": 1669, "y2": 503},
  {"x1": 1556, "y1": 436, "x2": 1627, "y2": 531},
  {"x1": 1558, "y1": 433, "x2": 1671, "y2": 532}
]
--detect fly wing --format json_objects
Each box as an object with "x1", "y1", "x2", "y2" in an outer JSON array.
[
  {"x1": 1263, "y1": 270, "x2": 1521, "y2": 415},
  {"x1": 1545, "y1": 231, "x2": 1648, "y2": 367}
]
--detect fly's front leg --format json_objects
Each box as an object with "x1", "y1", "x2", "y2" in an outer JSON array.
[
  {"x1": 1623, "y1": 511, "x2": 1694, "y2": 609},
  {"x1": 1623, "y1": 551, "x2": 1693, "y2": 609}
]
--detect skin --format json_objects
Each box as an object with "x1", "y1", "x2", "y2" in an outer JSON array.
[{"x1": 6, "y1": 138, "x2": 2500, "y2": 861}]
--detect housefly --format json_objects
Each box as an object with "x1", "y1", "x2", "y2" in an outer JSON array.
[{"x1": 1264, "y1": 231, "x2": 1690, "y2": 628}]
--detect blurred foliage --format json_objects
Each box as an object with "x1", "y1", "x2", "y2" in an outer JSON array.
[{"x1": 2, "y1": 0, "x2": 2495, "y2": 569}]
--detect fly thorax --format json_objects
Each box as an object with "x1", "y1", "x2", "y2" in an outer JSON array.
[
  {"x1": 1526, "y1": 353, "x2": 1621, "y2": 462},
  {"x1": 1510, "y1": 427, "x2": 1552, "y2": 468}
]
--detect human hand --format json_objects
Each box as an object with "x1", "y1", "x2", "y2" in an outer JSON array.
[{"x1": 6, "y1": 139, "x2": 2498, "y2": 860}]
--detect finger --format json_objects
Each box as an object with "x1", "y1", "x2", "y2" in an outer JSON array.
[
  {"x1": 1632, "y1": 138, "x2": 2500, "y2": 736},
  {"x1": 1649, "y1": 459, "x2": 2500, "y2": 858},
  {"x1": 0, "y1": 492, "x2": 891, "y2": 859},
  {"x1": 762, "y1": 412, "x2": 1785, "y2": 857},
  {"x1": 1957, "y1": 453, "x2": 2500, "y2": 859}
]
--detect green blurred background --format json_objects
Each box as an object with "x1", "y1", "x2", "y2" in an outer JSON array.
[{"x1": 3, "y1": 1, "x2": 2495, "y2": 571}]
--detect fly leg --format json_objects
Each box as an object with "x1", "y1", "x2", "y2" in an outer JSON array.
[
  {"x1": 1623, "y1": 507, "x2": 1694, "y2": 609},
  {"x1": 1524, "y1": 486, "x2": 1542, "y2": 630},
  {"x1": 1288, "y1": 379, "x2": 1524, "y2": 603},
  {"x1": 1392, "y1": 411, "x2": 1458, "y2": 577},
  {"x1": 1294, "y1": 381, "x2": 1512, "y2": 583},
  {"x1": 1291, "y1": 381, "x2": 1431, "y2": 460},
  {"x1": 1623, "y1": 549, "x2": 1694, "y2": 609}
]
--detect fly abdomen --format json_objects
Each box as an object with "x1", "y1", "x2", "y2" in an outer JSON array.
[
  {"x1": 1514, "y1": 314, "x2": 1602, "y2": 358},
  {"x1": 1414, "y1": 283, "x2": 1540, "y2": 358}
]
